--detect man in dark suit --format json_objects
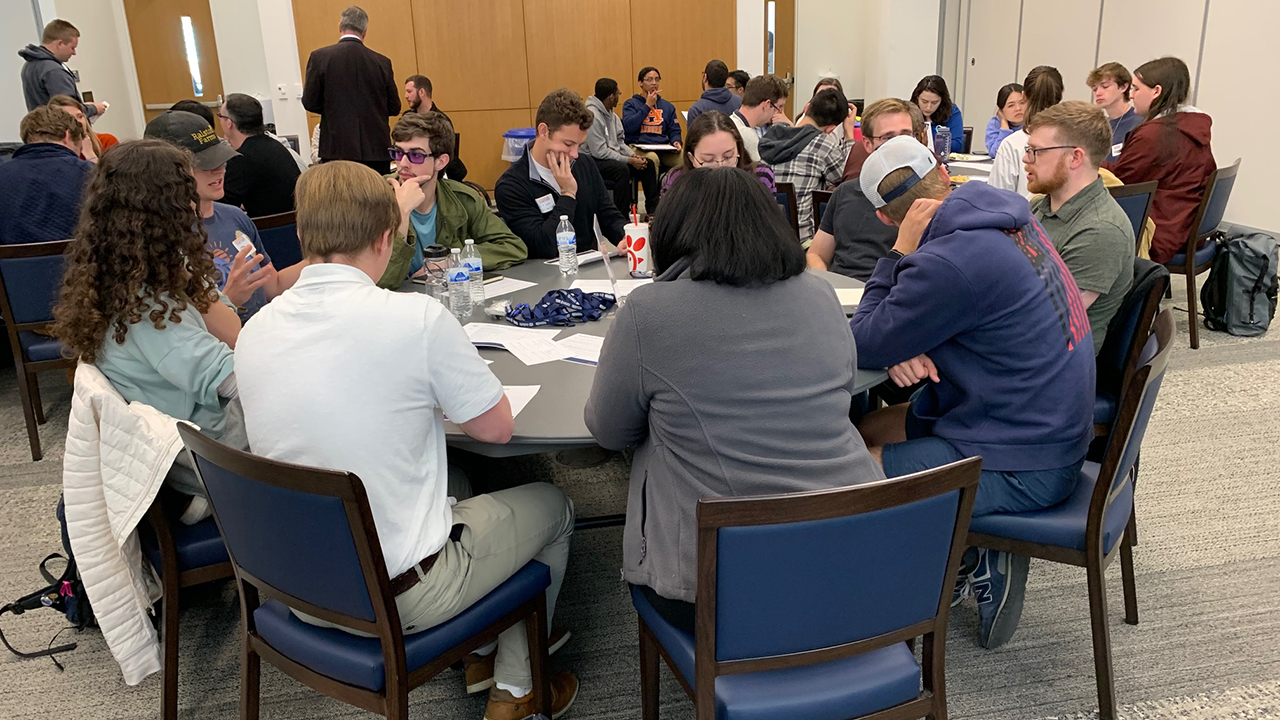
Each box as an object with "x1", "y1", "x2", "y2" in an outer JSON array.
[{"x1": 301, "y1": 6, "x2": 400, "y2": 173}]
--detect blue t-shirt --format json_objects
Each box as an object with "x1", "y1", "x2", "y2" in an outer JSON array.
[
  {"x1": 407, "y1": 205, "x2": 440, "y2": 276},
  {"x1": 204, "y1": 202, "x2": 272, "y2": 321}
]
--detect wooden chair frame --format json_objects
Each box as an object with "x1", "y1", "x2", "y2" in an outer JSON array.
[
  {"x1": 177, "y1": 424, "x2": 552, "y2": 720},
  {"x1": 775, "y1": 182, "x2": 800, "y2": 240},
  {"x1": 639, "y1": 457, "x2": 982, "y2": 720},
  {"x1": 249, "y1": 210, "x2": 296, "y2": 229},
  {"x1": 142, "y1": 494, "x2": 234, "y2": 720},
  {"x1": 969, "y1": 310, "x2": 1174, "y2": 720},
  {"x1": 1167, "y1": 159, "x2": 1241, "y2": 349},
  {"x1": 1106, "y1": 181, "x2": 1158, "y2": 254},
  {"x1": 0, "y1": 241, "x2": 75, "y2": 461},
  {"x1": 812, "y1": 190, "x2": 833, "y2": 235}
]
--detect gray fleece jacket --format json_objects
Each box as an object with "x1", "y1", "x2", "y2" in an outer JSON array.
[
  {"x1": 584, "y1": 260, "x2": 885, "y2": 602},
  {"x1": 584, "y1": 95, "x2": 634, "y2": 163},
  {"x1": 19, "y1": 45, "x2": 97, "y2": 117}
]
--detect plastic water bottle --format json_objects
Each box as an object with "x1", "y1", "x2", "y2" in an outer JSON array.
[
  {"x1": 934, "y1": 125, "x2": 952, "y2": 162},
  {"x1": 556, "y1": 215, "x2": 578, "y2": 275},
  {"x1": 462, "y1": 238, "x2": 484, "y2": 305},
  {"x1": 448, "y1": 248, "x2": 472, "y2": 317}
]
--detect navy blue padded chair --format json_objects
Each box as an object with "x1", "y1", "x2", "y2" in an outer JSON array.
[
  {"x1": 969, "y1": 309, "x2": 1175, "y2": 720},
  {"x1": 812, "y1": 190, "x2": 832, "y2": 238},
  {"x1": 1107, "y1": 181, "x2": 1157, "y2": 252},
  {"x1": 634, "y1": 457, "x2": 981, "y2": 720},
  {"x1": 175, "y1": 423, "x2": 553, "y2": 720},
  {"x1": 0, "y1": 240, "x2": 75, "y2": 460},
  {"x1": 1094, "y1": 258, "x2": 1170, "y2": 435},
  {"x1": 251, "y1": 211, "x2": 303, "y2": 270},
  {"x1": 775, "y1": 182, "x2": 800, "y2": 240},
  {"x1": 138, "y1": 493, "x2": 233, "y2": 720},
  {"x1": 1166, "y1": 159, "x2": 1240, "y2": 349}
]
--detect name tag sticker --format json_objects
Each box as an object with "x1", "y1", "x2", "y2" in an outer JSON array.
[
  {"x1": 1111, "y1": 142, "x2": 1124, "y2": 157},
  {"x1": 536, "y1": 194, "x2": 556, "y2": 214}
]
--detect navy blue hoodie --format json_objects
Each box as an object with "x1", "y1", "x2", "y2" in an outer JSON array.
[
  {"x1": 622, "y1": 94, "x2": 682, "y2": 146},
  {"x1": 686, "y1": 87, "x2": 742, "y2": 125},
  {"x1": 851, "y1": 182, "x2": 1094, "y2": 472}
]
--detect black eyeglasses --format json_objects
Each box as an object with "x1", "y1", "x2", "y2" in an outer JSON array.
[
  {"x1": 1023, "y1": 145, "x2": 1076, "y2": 163},
  {"x1": 217, "y1": 114, "x2": 231, "y2": 121},
  {"x1": 389, "y1": 147, "x2": 434, "y2": 164},
  {"x1": 869, "y1": 130, "x2": 915, "y2": 144}
]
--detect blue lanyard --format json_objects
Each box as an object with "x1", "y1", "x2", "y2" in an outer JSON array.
[{"x1": 505, "y1": 288, "x2": 615, "y2": 327}]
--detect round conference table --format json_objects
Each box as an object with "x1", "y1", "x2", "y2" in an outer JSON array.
[{"x1": 401, "y1": 253, "x2": 888, "y2": 458}]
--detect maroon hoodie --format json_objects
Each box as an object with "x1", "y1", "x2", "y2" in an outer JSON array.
[{"x1": 1103, "y1": 110, "x2": 1215, "y2": 264}]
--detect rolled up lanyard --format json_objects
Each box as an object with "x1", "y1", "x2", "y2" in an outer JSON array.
[{"x1": 505, "y1": 288, "x2": 616, "y2": 327}]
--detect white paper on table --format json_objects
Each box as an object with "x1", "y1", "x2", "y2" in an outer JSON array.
[
  {"x1": 948, "y1": 160, "x2": 994, "y2": 173},
  {"x1": 504, "y1": 335, "x2": 574, "y2": 366},
  {"x1": 555, "y1": 334, "x2": 605, "y2": 366},
  {"x1": 636, "y1": 143, "x2": 678, "y2": 152},
  {"x1": 543, "y1": 250, "x2": 607, "y2": 265},
  {"x1": 835, "y1": 288, "x2": 864, "y2": 306},
  {"x1": 483, "y1": 277, "x2": 537, "y2": 299},
  {"x1": 463, "y1": 323, "x2": 562, "y2": 349},
  {"x1": 503, "y1": 385, "x2": 540, "y2": 418},
  {"x1": 571, "y1": 278, "x2": 652, "y2": 298}
]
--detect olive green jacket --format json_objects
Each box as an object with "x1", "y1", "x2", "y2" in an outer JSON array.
[{"x1": 377, "y1": 178, "x2": 527, "y2": 288}]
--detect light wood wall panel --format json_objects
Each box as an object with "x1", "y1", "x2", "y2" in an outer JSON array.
[
  {"x1": 524, "y1": 0, "x2": 633, "y2": 106},
  {"x1": 411, "y1": 0, "x2": 529, "y2": 111},
  {"x1": 447, "y1": 109, "x2": 537, "y2": 190},
  {"x1": 291, "y1": 0, "x2": 418, "y2": 131},
  {"x1": 630, "y1": 0, "x2": 736, "y2": 109}
]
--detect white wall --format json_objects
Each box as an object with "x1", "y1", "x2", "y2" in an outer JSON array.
[
  {"x1": 860, "y1": 0, "x2": 940, "y2": 103},
  {"x1": 1, "y1": 2, "x2": 43, "y2": 142},
  {"x1": 795, "y1": 0, "x2": 867, "y2": 104},
  {"x1": 1018, "y1": 0, "x2": 1100, "y2": 103},
  {"x1": 51, "y1": 0, "x2": 146, "y2": 140},
  {"x1": 737, "y1": 0, "x2": 765, "y2": 76},
  {"x1": 255, "y1": 0, "x2": 311, "y2": 160}
]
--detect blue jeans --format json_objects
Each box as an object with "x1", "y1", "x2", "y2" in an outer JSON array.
[{"x1": 881, "y1": 436, "x2": 1081, "y2": 517}]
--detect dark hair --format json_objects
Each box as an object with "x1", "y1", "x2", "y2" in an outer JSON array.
[
  {"x1": 1022, "y1": 65, "x2": 1064, "y2": 125},
  {"x1": 21, "y1": 104, "x2": 84, "y2": 144},
  {"x1": 996, "y1": 83, "x2": 1024, "y2": 110},
  {"x1": 652, "y1": 167, "x2": 804, "y2": 286},
  {"x1": 910, "y1": 75, "x2": 953, "y2": 123},
  {"x1": 742, "y1": 75, "x2": 788, "y2": 107},
  {"x1": 812, "y1": 77, "x2": 843, "y2": 97},
  {"x1": 594, "y1": 77, "x2": 619, "y2": 101},
  {"x1": 51, "y1": 140, "x2": 219, "y2": 364},
  {"x1": 1086, "y1": 62, "x2": 1132, "y2": 101},
  {"x1": 535, "y1": 88, "x2": 594, "y2": 133},
  {"x1": 678, "y1": 111, "x2": 757, "y2": 173},
  {"x1": 405, "y1": 74, "x2": 433, "y2": 96},
  {"x1": 392, "y1": 112, "x2": 455, "y2": 157},
  {"x1": 223, "y1": 93, "x2": 264, "y2": 135},
  {"x1": 807, "y1": 87, "x2": 850, "y2": 127},
  {"x1": 704, "y1": 60, "x2": 730, "y2": 88},
  {"x1": 169, "y1": 100, "x2": 214, "y2": 129},
  {"x1": 1134, "y1": 57, "x2": 1191, "y2": 122},
  {"x1": 728, "y1": 69, "x2": 750, "y2": 88},
  {"x1": 638, "y1": 66, "x2": 661, "y2": 83}
]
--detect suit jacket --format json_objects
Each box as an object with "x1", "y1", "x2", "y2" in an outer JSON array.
[{"x1": 302, "y1": 37, "x2": 400, "y2": 162}]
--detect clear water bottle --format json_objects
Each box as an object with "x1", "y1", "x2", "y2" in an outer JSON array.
[
  {"x1": 448, "y1": 248, "x2": 472, "y2": 318},
  {"x1": 423, "y1": 245, "x2": 450, "y2": 306},
  {"x1": 462, "y1": 238, "x2": 484, "y2": 305},
  {"x1": 934, "y1": 125, "x2": 952, "y2": 162},
  {"x1": 556, "y1": 215, "x2": 578, "y2": 275}
]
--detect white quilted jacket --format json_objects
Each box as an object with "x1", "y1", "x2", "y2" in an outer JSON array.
[{"x1": 62, "y1": 363, "x2": 189, "y2": 685}]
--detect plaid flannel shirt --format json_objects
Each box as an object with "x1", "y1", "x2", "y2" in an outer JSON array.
[{"x1": 768, "y1": 131, "x2": 852, "y2": 240}]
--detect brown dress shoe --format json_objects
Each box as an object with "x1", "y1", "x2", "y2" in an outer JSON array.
[
  {"x1": 484, "y1": 670, "x2": 579, "y2": 720},
  {"x1": 463, "y1": 627, "x2": 571, "y2": 695}
]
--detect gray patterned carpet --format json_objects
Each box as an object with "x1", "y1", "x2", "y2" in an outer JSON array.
[{"x1": 0, "y1": 281, "x2": 1277, "y2": 719}]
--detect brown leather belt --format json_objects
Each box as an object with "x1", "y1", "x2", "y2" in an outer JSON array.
[{"x1": 390, "y1": 551, "x2": 441, "y2": 596}]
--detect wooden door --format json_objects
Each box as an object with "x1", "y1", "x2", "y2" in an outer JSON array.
[
  {"x1": 123, "y1": 0, "x2": 225, "y2": 127},
  {"x1": 766, "y1": 0, "x2": 796, "y2": 118}
]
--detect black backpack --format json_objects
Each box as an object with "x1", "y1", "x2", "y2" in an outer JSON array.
[
  {"x1": 1201, "y1": 228, "x2": 1279, "y2": 336},
  {"x1": 0, "y1": 496, "x2": 96, "y2": 667}
]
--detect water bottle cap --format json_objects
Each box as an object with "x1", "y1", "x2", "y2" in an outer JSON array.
[
  {"x1": 451, "y1": 248, "x2": 461, "y2": 255},
  {"x1": 559, "y1": 215, "x2": 569, "y2": 220},
  {"x1": 464, "y1": 238, "x2": 475, "y2": 245}
]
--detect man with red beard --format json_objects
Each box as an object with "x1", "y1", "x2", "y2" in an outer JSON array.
[{"x1": 1026, "y1": 101, "x2": 1133, "y2": 353}]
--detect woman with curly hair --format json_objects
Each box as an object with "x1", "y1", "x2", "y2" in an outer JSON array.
[{"x1": 52, "y1": 139, "x2": 245, "y2": 503}]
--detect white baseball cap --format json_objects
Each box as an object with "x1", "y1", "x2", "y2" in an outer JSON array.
[{"x1": 859, "y1": 135, "x2": 938, "y2": 209}]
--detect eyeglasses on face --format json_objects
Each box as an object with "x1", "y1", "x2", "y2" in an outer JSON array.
[
  {"x1": 389, "y1": 147, "x2": 434, "y2": 164},
  {"x1": 693, "y1": 153, "x2": 739, "y2": 168},
  {"x1": 870, "y1": 130, "x2": 915, "y2": 144},
  {"x1": 1023, "y1": 145, "x2": 1076, "y2": 163}
]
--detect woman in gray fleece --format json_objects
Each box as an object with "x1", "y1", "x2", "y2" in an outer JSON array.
[{"x1": 584, "y1": 167, "x2": 885, "y2": 632}]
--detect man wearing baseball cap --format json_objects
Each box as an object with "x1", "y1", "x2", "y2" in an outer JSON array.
[
  {"x1": 145, "y1": 110, "x2": 302, "y2": 323},
  {"x1": 851, "y1": 135, "x2": 1095, "y2": 650}
]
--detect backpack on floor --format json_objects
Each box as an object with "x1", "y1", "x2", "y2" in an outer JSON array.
[
  {"x1": 0, "y1": 496, "x2": 95, "y2": 666},
  {"x1": 1201, "y1": 228, "x2": 1278, "y2": 337}
]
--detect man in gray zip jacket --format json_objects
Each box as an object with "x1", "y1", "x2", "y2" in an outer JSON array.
[
  {"x1": 20, "y1": 20, "x2": 107, "y2": 118},
  {"x1": 584, "y1": 77, "x2": 659, "y2": 216}
]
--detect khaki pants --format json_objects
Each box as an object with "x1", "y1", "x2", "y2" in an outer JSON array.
[
  {"x1": 632, "y1": 148, "x2": 682, "y2": 170},
  {"x1": 396, "y1": 482, "x2": 575, "y2": 688}
]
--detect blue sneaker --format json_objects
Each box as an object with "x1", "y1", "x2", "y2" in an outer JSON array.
[
  {"x1": 952, "y1": 547, "x2": 980, "y2": 607},
  {"x1": 970, "y1": 548, "x2": 1029, "y2": 648}
]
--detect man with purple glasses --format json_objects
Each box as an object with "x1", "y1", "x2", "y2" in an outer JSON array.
[{"x1": 376, "y1": 112, "x2": 527, "y2": 287}]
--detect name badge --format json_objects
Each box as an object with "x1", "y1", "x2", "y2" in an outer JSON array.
[
  {"x1": 1111, "y1": 142, "x2": 1124, "y2": 157},
  {"x1": 536, "y1": 194, "x2": 556, "y2": 214}
]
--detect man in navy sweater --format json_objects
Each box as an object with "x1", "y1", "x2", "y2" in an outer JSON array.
[
  {"x1": 0, "y1": 106, "x2": 93, "y2": 245},
  {"x1": 851, "y1": 137, "x2": 1094, "y2": 650}
]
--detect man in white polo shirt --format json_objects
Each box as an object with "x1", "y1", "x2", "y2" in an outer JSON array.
[{"x1": 234, "y1": 160, "x2": 579, "y2": 720}]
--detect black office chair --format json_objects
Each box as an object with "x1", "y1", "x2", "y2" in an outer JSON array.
[
  {"x1": 812, "y1": 190, "x2": 833, "y2": 232},
  {"x1": 961, "y1": 127, "x2": 974, "y2": 154}
]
